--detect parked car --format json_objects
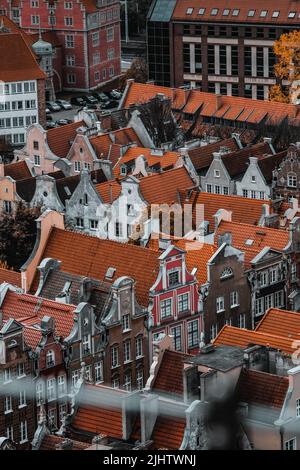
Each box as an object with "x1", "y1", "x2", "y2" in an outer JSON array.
[
  {"x1": 46, "y1": 114, "x2": 53, "y2": 121},
  {"x1": 70, "y1": 96, "x2": 87, "y2": 106},
  {"x1": 46, "y1": 101, "x2": 61, "y2": 112},
  {"x1": 100, "y1": 99, "x2": 119, "y2": 110},
  {"x1": 84, "y1": 95, "x2": 98, "y2": 104},
  {"x1": 45, "y1": 107, "x2": 51, "y2": 115},
  {"x1": 92, "y1": 92, "x2": 109, "y2": 103},
  {"x1": 56, "y1": 99, "x2": 72, "y2": 110},
  {"x1": 110, "y1": 89, "x2": 122, "y2": 100},
  {"x1": 86, "y1": 103, "x2": 98, "y2": 110},
  {"x1": 46, "y1": 121, "x2": 57, "y2": 129},
  {"x1": 56, "y1": 118, "x2": 73, "y2": 126}
]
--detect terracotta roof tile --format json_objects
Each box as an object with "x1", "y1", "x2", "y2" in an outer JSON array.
[
  {"x1": 151, "y1": 416, "x2": 186, "y2": 450},
  {"x1": 47, "y1": 121, "x2": 85, "y2": 158},
  {"x1": 188, "y1": 137, "x2": 240, "y2": 171},
  {"x1": 0, "y1": 33, "x2": 46, "y2": 82},
  {"x1": 32, "y1": 228, "x2": 160, "y2": 306},
  {"x1": 90, "y1": 128, "x2": 142, "y2": 159},
  {"x1": 4, "y1": 160, "x2": 32, "y2": 180},
  {"x1": 153, "y1": 349, "x2": 191, "y2": 398},
  {"x1": 22, "y1": 325, "x2": 42, "y2": 350},
  {"x1": 113, "y1": 147, "x2": 180, "y2": 177},
  {"x1": 174, "y1": 240, "x2": 217, "y2": 285},
  {"x1": 256, "y1": 308, "x2": 300, "y2": 339},
  {"x1": 0, "y1": 268, "x2": 21, "y2": 287},
  {"x1": 95, "y1": 180, "x2": 121, "y2": 203},
  {"x1": 237, "y1": 369, "x2": 289, "y2": 409},
  {"x1": 213, "y1": 325, "x2": 296, "y2": 355},
  {"x1": 221, "y1": 141, "x2": 272, "y2": 178}
]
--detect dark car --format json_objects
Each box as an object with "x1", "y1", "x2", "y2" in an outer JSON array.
[
  {"x1": 84, "y1": 95, "x2": 98, "y2": 104},
  {"x1": 46, "y1": 101, "x2": 61, "y2": 112},
  {"x1": 86, "y1": 103, "x2": 98, "y2": 110},
  {"x1": 46, "y1": 121, "x2": 57, "y2": 129},
  {"x1": 100, "y1": 99, "x2": 119, "y2": 110},
  {"x1": 70, "y1": 96, "x2": 86, "y2": 106},
  {"x1": 92, "y1": 92, "x2": 109, "y2": 103},
  {"x1": 56, "y1": 118, "x2": 73, "y2": 126},
  {"x1": 46, "y1": 114, "x2": 53, "y2": 121}
]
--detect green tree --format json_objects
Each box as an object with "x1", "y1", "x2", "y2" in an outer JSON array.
[{"x1": 0, "y1": 203, "x2": 40, "y2": 270}]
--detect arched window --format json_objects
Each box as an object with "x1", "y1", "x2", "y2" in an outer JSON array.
[
  {"x1": 84, "y1": 193, "x2": 88, "y2": 205},
  {"x1": 288, "y1": 172, "x2": 297, "y2": 188},
  {"x1": 220, "y1": 267, "x2": 233, "y2": 279},
  {"x1": 46, "y1": 350, "x2": 55, "y2": 367}
]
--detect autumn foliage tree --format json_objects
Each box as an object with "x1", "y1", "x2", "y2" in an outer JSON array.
[
  {"x1": 269, "y1": 30, "x2": 300, "y2": 103},
  {"x1": 119, "y1": 57, "x2": 148, "y2": 91},
  {"x1": 0, "y1": 203, "x2": 40, "y2": 270}
]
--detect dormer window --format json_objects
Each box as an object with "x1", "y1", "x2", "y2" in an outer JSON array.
[
  {"x1": 46, "y1": 350, "x2": 55, "y2": 367},
  {"x1": 168, "y1": 270, "x2": 179, "y2": 286},
  {"x1": 120, "y1": 165, "x2": 127, "y2": 176}
]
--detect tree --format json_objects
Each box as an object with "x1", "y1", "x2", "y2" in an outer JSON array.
[
  {"x1": 0, "y1": 203, "x2": 40, "y2": 270},
  {"x1": 119, "y1": 57, "x2": 148, "y2": 91},
  {"x1": 269, "y1": 30, "x2": 300, "y2": 103}
]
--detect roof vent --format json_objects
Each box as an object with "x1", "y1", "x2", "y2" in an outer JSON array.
[
  {"x1": 245, "y1": 239, "x2": 254, "y2": 246},
  {"x1": 105, "y1": 267, "x2": 116, "y2": 280},
  {"x1": 200, "y1": 344, "x2": 215, "y2": 354}
]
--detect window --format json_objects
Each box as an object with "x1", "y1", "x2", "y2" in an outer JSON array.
[
  {"x1": 18, "y1": 390, "x2": 26, "y2": 408},
  {"x1": 31, "y1": 0, "x2": 39, "y2": 6},
  {"x1": 36, "y1": 381, "x2": 44, "y2": 405},
  {"x1": 288, "y1": 11, "x2": 296, "y2": 19},
  {"x1": 47, "y1": 378, "x2": 56, "y2": 401},
  {"x1": 285, "y1": 438, "x2": 296, "y2": 450},
  {"x1": 171, "y1": 325, "x2": 182, "y2": 351},
  {"x1": 288, "y1": 173, "x2": 297, "y2": 188},
  {"x1": 65, "y1": 1, "x2": 72, "y2": 8},
  {"x1": 74, "y1": 161, "x2": 81, "y2": 173},
  {"x1": 136, "y1": 369, "x2": 143, "y2": 390},
  {"x1": 92, "y1": 31, "x2": 99, "y2": 46},
  {"x1": 109, "y1": 65, "x2": 114, "y2": 77},
  {"x1": 270, "y1": 267, "x2": 278, "y2": 284},
  {"x1": 31, "y1": 15, "x2": 40, "y2": 24},
  {"x1": 188, "y1": 320, "x2": 198, "y2": 348},
  {"x1": 59, "y1": 404, "x2": 67, "y2": 424},
  {"x1": 107, "y1": 27, "x2": 114, "y2": 42},
  {"x1": 135, "y1": 336, "x2": 143, "y2": 358},
  {"x1": 115, "y1": 222, "x2": 123, "y2": 237},
  {"x1": 272, "y1": 11, "x2": 280, "y2": 18},
  {"x1": 186, "y1": 7, "x2": 193, "y2": 15},
  {"x1": 46, "y1": 350, "x2": 55, "y2": 367},
  {"x1": 76, "y1": 218, "x2": 84, "y2": 228},
  {"x1": 112, "y1": 376, "x2": 119, "y2": 389},
  {"x1": 248, "y1": 10, "x2": 255, "y2": 17},
  {"x1": 89, "y1": 219, "x2": 98, "y2": 231},
  {"x1": 82, "y1": 335, "x2": 91, "y2": 354},
  {"x1": 215, "y1": 185, "x2": 221, "y2": 195},
  {"x1": 95, "y1": 361, "x2": 103, "y2": 383},
  {"x1": 292, "y1": 263, "x2": 297, "y2": 282},
  {"x1": 260, "y1": 271, "x2": 268, "y2": 287},
  {"x1": 198, "y1": 8, "x2": 205, "y2": 15},
  {"x1": 111, "y1": 345, "x2": 119, "y2": 368},
  {"x1": 160, "y1": 298, "x2": 172, "y2": 319},
  {"x1": 64, "y1": 17, "x2": 73, "y2": 26},
  {"x1": 216, "y1": 296, "x2": 225, "y2": 313},
  {"x1": 58, "y1": 375, "x2": 67, "y2": 396},
  {"x1": 232, "y1": 9, "x2": 240, "y2": 16},
  {"x1": 225, "y1": 318, "x2": 232, "y2": 326},
  {"x1": 274, "y1": 290, "x2": 284, "y2": 308},
  {"x1": 220, "y1": 267, "x2": 233, "y2": 279},
  {"x1": 124, "y1": 371, "x2": 131, "y2": 391},
  {"x1": 108, "y1": 48, "x2": 115, "y2": 60},
  {"x1": 168, "y1": 271, "x2": 179, "y2": 286},
  {"x1": 255, "y1": 297, "x2": 264, "y2": 316},
  {"x1": 178, "y1": 293, "x2": 189, "y2": 313},
  {"x1": 210, "y1": 324, "x2": 218, "y2": 341},
  {"x1": 66, "y1": 55, "x2": 75, "y2": 66},
  {"x1": 34, "y1": 155, "x2": 40, "y2": 167},
  {"x1": 93, "y1": 52, "x2": 100, "y2": 65},
  {"x1": 20, "y1": 421, "x2": 28, "y2": 443},
  {"x1": 296, "y1": 398, "x2": 300, "y2": 417},
  {"x1": 4, "y1": 368, "x2": 11, "y2": 383},
  {"x1": 223, "y1": 9, "x2": 230, "y2": 16},
  {"x1": 66, "y1": 35, "x2": 74, "y2": 48},
  {"x1": 17, "y1": 363, "x2": 25, "y2": 378},
  {"x1": 4, "y1": 396, "x2": 12, "y2": 413},
  {"x1": 48, "y1": 409, "x2": 57, "y2": 430},
  {"x1": 71, "y1": 369, "x2": 80, "y2": 388},
  {"x1": 223, "y1": 186, "x2": 229, "y2": 195},
  {"x1": 67, "y1": 73, "x2": 76, "y2": 84},
  {"x1": 6, "y1": 426, "x2": 13, "y2": 441},
  {"x1": 265, "y1": 293, "x2": 274, "y2": 310},
  {"x1": 33, "y1": 140, "x2": 39, "y2": 150},
  {"x1": 211, "y1": 8, "x2": 218, "y2": 16},
  {"x1": 230, "y1": 291, "x2": 239, "y2": 307},
  {"x1": 206, "y1": 184, "x2": 212, "y2": 193},
  {"x1": 4, "y1": 201, "x2": 12, "y2": 214},
  {"x1": 123, "y1": 340, "x2": 131, "y2": 363},
  {"x1": 214, "y1": 169, "x2": 220, "y2": 178},
  {"x1": 238, "y1": 314, "x2": 246, "y2": 329},
  {"x1": 122, "y1": 314, "x2": 130, "y2": 332}
]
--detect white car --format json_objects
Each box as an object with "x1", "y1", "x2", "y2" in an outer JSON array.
[{"x1": 56, "y1": 99, "x2": 72, "y2": 110}]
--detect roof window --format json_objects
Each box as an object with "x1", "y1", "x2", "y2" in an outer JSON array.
[
  {"x1": 105, "y1": 267, "x2": 116, "y2": 280},
  {"x1": 223, "y1": 9, "x2": 230, "y2": 16},
  {"x1": 260, "y1": 10, "x2": 267, "y2": 17},
  {"x1": 211, "y1": 8, "x2": 218, "y2": 16},
  {"x1": 248, "y1": 10, "x2": 255, "y2": 17},
  {"x1": 232, "y1": 9, "x2": 240, "y2": 16},
  {"x1": 186, "y1": 7, "x2": 193, "y2": 15},
  {"x1": 288, "y1": 11, "x2": 296, "y2": 18},
  {"x1": 272, "y1": 11, "x2": 280, "y2": 18},
  {"x1": 198, "y1": 8, "x2": 205, "y2": 15}
]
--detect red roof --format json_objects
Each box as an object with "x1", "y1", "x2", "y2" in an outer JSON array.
[
  {"x1": 188, "y1": 137, "x2": 240, "y2": 171},
  {"x1": 90, "y1": 128, "x2": 142, "y2": 159},
  {"x1": 22, "y1": 325, "x2": 42, "y2": 350},
  {"x1": 151, "y1": 416, "x2": 186, "y2": 450},
  {"x1": 256, "y1": 308, "x2": 300, "y2": 339},
  {"x1": 32, "y1": 228, "x2": 160, "y2": 306},
  {"x1": 47, "y1": 121, "x2": 85, "y2": 158},
  {"x1": 1, "y1": 289, "x2": 75, "y2": 339},
  {"x1": 4, "y1": 160, "x2": 32, "y2": 181},
  {"x1": 0, "y1": 33, "x2": 46, "y2": 82},
  {"x1": 153, "y1": 349, "x2": 190, "y2": 397},
  {"x1": 0, "y1": 268, "x2": 21, "y2": 287},
  {"x1": 174, "y1": 239, "x2": 217, "y2": 285},
  {"x1": 113, "y1": 147, "x2": 180, "y2": 177},
  {"x1": 237, "y1": 369, "x2": 289, "y2": 409}
]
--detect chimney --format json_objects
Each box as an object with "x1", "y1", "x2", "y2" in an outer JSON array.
[
  {"x1": 214, "y1": 209, "x2": 232, "y2": 230},
  {"x1": 215, "y1": 94, "x2": 222, "y2": 111}
]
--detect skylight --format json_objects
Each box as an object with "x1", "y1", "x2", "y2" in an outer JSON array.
[
  {"x1": 272, "y1": 11, "x2": 280, "y2": 18},
  {"x1": 105, "y1": 267, "x2": 116, "y2": 280},
  {"x1": 232, "y1": 9, "x2": 240, "y2": 16},
  {"x1": 211, "y1": 8, "x2": 218, "y2": 16},
  {"x1": 198, "y1": 7, "x2": 205, "y2": 15},
  {"x1": 248, "y1": 10, "x2": 255, "y2": 17},
  {"x1": 223, "y1": 9, "x2": 230, "y2": 16},
  {"x1": 260, "y1": 10, "x2": 267, "y2": 17},
  {"x1": 186, "y1": 7, "x2": 193, "y2": 15},
  {"x1": 288, "y1": 11, "x2": 296, "y2": 18}
]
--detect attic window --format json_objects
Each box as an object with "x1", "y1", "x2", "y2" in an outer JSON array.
[
  {"x1": 272, "y1": 11, "x2": 280, "y2": 18},
  {"x1": 245, "y1": 239, "x2": 254, "y2": 246},
  {"x1": 232, "y1": 9, "x2": 239, "y2": 16},
  {"x1": 220, "y1": 267, "x2": 233, "y2": 279},
  {"x1": 186, "y1": 7, "x2": 193, "y2": 15},
  {"x1": 198, "y1": 8, "x2": 205, "y2": 15},
  {"x1": 248, "y1": 10, "x2": 255, "y2": 17},
  {"x1": 288, "y1": 11, "x2": 296, "y2": 18},
  {"x1": 211, "y1": 8, "x2": 218, "y2": 16},
  {"x1": 222, "y1": 9, "x2": 230, "y2": 16},
  {"x1": 260, "y1": 10, "x2": 267, "y2": 17},
  {"x1": 105, "y1": 267, "x2": 116, "y2": 280}
]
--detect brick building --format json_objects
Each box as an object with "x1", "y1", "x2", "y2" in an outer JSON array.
[
  {"x1": 147, "y1": 0, "x2": 300, "y2": 99},
  {"x1": 0, "y1": 0, "x2": 121, "y2": 92}
]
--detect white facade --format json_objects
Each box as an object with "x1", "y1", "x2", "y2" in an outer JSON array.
[{"x1": 0, "y1": 80, "x2": 39, "y2": 145}]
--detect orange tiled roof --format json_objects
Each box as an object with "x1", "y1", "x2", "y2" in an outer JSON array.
[
  {"x1": 113, "y1": 147, "x2": 180, "y2": 177},
  {"x1": 172, "y1": 0, "x2": 300, "y2": 25},
  {"x1": 215, "y1": 220, "x2": 290, "y2": 256},
  {"x1": 256, "y1": 308, "x2": 300, "y2": 339},
  {"x1": 213, "y1": 325, "x2": 296, "y2": 355},
  {"x1": 0, "y1": 268, "x2": 21, "y2": 287},
  {"x1": 174, "y1": 239, "x2": 217, "y2": 285},
  {"x1": 95, "y1": 180, "x2": 121, "y2": 203},
  {"x1": 151, "y1": 416, "x2": 186, "y2": 450},
  {"x1": 192, "y1": 192, "x2": 269, "y2": 230},
  {"x1": 47, "y1": 121, "x2": 85, "y2": 158},
  {"x1": 123, "y1": 82, "x2": 300, "y2": 127},
  {"x1": 22, "y1": 325, "x2": 42, "y2": 350},
  {"x1": 90, "y1": 127, "x2": 142, "y2": 159},
  {"x1": 0, "y1": 33, "x2": 46, "y2": 82},
  {"x1": 237, "y1": 369, "x2": 289, "y2": 409},
  {"x1": 188, "y1": 137, "x2": 240, "y2": 171},
  {"x1": 1, "y1": 290, "x2": 75, "y2": 339},
  {"x1": 32, "y1": 228, "x2": 160, "y2": 306},
  {"x1": 153, "y1": 349, "x2": 191, "y2": 398},
  {"x1": 4, "y1": 160, "x2": 32, "y2": 180},
  {"x1": 39, "y1": 434, "x2": 89, "y2": 450},
  {"x1": 71, "y1": 385, "x2": 124, "y2": 439}
]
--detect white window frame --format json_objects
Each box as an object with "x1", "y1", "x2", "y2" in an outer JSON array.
[
  {"x1": 20, "y1": 421, "x2": 28, "y2": 444},
  {"x1": 216, "y1": 296, "x2": 225, "y2": 313},
  {"x1": 123, "y1": 340, "x2": 131, "y2": 363}
]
